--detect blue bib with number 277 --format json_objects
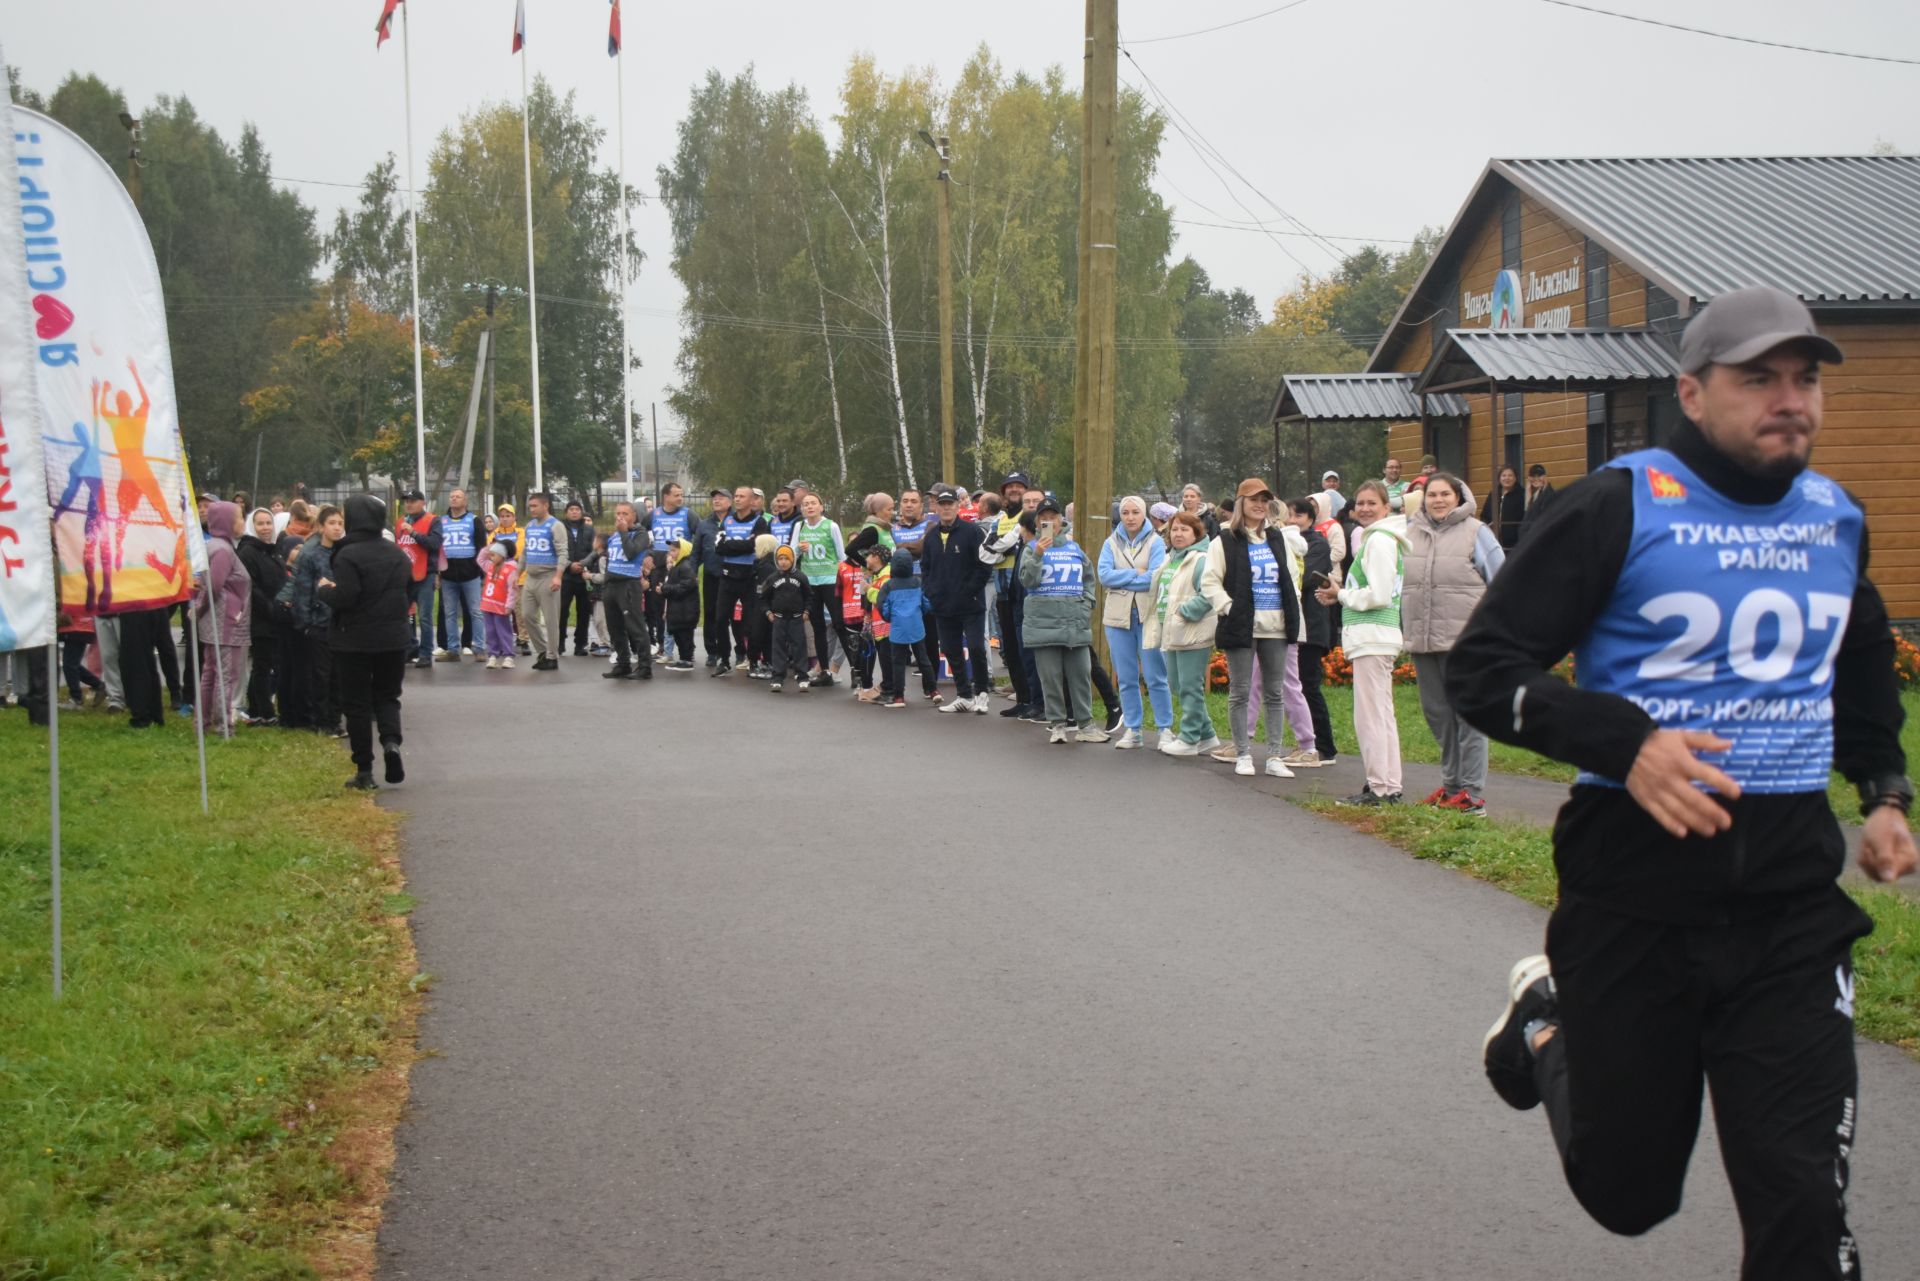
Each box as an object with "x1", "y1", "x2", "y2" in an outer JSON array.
[
  {"x1": 1032, "y1": 543, "x2": 1086, "y2": 599},
  {"x1": 1572, "y1": 449, "x2": 1861, "y2": 793}
]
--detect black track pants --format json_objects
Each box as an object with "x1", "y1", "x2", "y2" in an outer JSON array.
[{"x1": 1533, "y1": 888, "x2": 1873, "y2": 1279}]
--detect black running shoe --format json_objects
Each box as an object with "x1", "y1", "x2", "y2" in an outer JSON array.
[
  {"x1": 1483, "y1": 955, "x2": 1556, "y2": 1111},
  {"x1": 382, "y1": 744, "x2": 405, "y2": 785},
  {"x1": 709, "y1": 660, "x2": 731, "y2": 678},
  {"x1": 603, "y1": 666, "x2": 633, "y2": 679},
  {"x1": 345, "y1": 771, "x2": 377, "y2": 791},
  {"x1": 999, "y1": 703, "x2": 1029, "y2": 719},
  {"x1": 1103, "y1": 706, "x2": 1123, "y2": 734}
]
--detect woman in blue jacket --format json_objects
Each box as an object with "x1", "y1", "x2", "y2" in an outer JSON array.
[{"x1": 1096, "y1": 496, "x2": 1173, "y2": 749}]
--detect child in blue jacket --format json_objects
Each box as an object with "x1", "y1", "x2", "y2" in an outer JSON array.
[{"x1": 876, "y1": 548, "x2": 932, "y2": 708}]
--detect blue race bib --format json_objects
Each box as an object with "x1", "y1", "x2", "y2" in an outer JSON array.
[
  {"x1": 1032, "y1": 543, "x2": 1086, "y2": 599},
  {"x1": 722, "y1": 515, "x2": 759, "y2": 565},
  {"x1": 1248, "y1": 540, "x2": 1281, "y2": 611},
  {"x1": 522, "y1": 518, "x2": 559, "y2": 565},
  {"x1": 442, "y1": 513, "x2": 478, "y2": 557},
  {"x1": 605, "y1": 531, "x2": 644, "y2": 578},
  {"x1": 651, "y1": 507, "x2": 691, "y2": 553},
  {"x1": 1573, "y1": 450, "x2": 1862, "y2": 793}
]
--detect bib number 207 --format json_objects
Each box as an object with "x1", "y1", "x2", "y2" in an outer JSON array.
[{"x1": 1636, "y1": 589, "x2": 1851, "y2": 684}]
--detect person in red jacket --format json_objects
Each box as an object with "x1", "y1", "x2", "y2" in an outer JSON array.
[{"x1": 395, "y1": 489, "x2": 443, "y2": 670}]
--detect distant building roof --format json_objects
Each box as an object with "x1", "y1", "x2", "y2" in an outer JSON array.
[
  {"x1": 1502, "y1": 156, "x2": 1920, "y2": 306},
  {"x1": 1416, "y1": 328, "x2": 1683, "y2": 396},
  {"x1": 1270, "y1": 373, "x2": 1470, "y2": 423},
  {"x1": 1369, "y1": 154, "x2": 1920, "y2": 373}
]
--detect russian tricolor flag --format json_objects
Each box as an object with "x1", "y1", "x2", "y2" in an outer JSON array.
[
  {"x1": 511, "y1": 0, "x2": 527, "y2": 53},
  {"x1": 608, "y1": 0, "x2": 622, "y2": 57},
  {"x1": 375, "y1": 0, "x2": 400, "y2": 48}
]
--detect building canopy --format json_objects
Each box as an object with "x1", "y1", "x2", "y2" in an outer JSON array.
[
  {"x1": 1415, "y1": 327, "x2": 1682, "y2": 396},
  {"x1": 1270, "y1": 373, "x2": 1469, "y2": 424}
]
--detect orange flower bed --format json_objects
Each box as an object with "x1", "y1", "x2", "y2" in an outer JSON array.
[
  {"x1": 1319, "y1": 647, "x2": 1415, "y2": 686},
  {"x1": 1896, "y1": 631, "x2": 1920, "y2": 690}
]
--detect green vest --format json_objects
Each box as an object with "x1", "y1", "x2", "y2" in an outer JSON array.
[
  {"x1": 795, "y1": 518, "x2": 839, "y2": 585},
  {"x1": 1344, "y1": 527, "x2": 1403, "y2": 629}
]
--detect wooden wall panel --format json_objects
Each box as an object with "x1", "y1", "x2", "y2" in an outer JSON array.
[{"x1": 1815, "y1": 319, "x2": 1920, "y2": 617}]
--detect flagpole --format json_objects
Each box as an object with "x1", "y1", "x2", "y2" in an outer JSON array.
[
  {"x1": 47, "y1": 646, "x2": 62, "y2": 997},
  {"x1": 616, "y1": 17, "x2": 634, "y2": 505},
  {"x1": 188, "y1": 606, "x2": 209, "y2": 813},
  {"x1": 520, "y1": 36, "x2": 545, "y2": 489},
  {"x1": 401, "y1": 0, "x2": 429, "y2": 497}
]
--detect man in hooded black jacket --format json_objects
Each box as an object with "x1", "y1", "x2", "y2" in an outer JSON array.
[{"x1": 316, "y1": 495, "x2": 415, "y2": 789}]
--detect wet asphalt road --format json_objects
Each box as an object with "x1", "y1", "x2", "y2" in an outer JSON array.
[{"x1": 374, "y1": 654, "x2": 1920, "y2": 1280}]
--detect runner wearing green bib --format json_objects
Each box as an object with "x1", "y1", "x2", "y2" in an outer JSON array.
[{"x1": 792, "y1": 493, "x2": 847, "y2": 687}]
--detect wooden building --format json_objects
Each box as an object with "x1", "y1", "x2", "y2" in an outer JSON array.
[{"x1": 1272, "y1": 156, "x2": 1920, "y2": 619}]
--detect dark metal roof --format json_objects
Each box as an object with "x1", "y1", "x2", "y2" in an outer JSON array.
[
  {"x1": 1416, "y1": 328, "x2": 1681, "y2": 395},
  {"x1": 1496, "y1": 156, "x2": 1920, "y2": 305},
  {"x1": 1271, "y1": 373, "x2": 1469, "y2": 423}
]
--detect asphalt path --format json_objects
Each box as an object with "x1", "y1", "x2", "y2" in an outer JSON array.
[{"x1": 375, "y1": 653, "x2": 1920, "y2": 1280}]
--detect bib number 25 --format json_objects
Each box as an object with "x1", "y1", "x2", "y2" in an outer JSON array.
[{"x1": 1637, "y1": 589, "x2": 1851, "y2": 684}]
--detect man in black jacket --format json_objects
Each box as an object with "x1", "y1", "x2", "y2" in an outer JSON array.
[
  {"x1": 600, "y1": 501, "x2": 653, "y2": 681},
  {"x1": 1283, "y1": 496, "x2": 1336, "y2": 767},
  {"x1": 316, "y1": 494, "x2": 415, "y2": 790},
  {"x1": 559, "y1": 499, "x2": 596, "y2": 656},
  {"x1": 921, "y1": 485, "x2": 993, "y2": 713},
  {"x1": 694, "y1": 488, "x2": 730, "y2": 667},
  {"x1": 712, "y1": 485, "x2": 769, "y2": 676},
  {"x1": 1458, "y1": 287, "x2": 1913, "y2": 1278}
]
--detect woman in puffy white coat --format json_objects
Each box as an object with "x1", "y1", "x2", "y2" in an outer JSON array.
[{"x1": 1315, "y1": 480, "x2": 1407, "y2": 806}]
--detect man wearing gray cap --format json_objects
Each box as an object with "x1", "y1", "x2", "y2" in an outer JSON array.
[{"x1": 1451, "y1": 285, "x2": 1913, "y2": 1277}]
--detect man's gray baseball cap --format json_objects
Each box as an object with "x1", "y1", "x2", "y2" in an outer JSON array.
[{"x1": 1678, "y1": 284, "x2": 1843, "y2": 374}]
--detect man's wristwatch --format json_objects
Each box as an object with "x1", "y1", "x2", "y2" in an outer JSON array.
[{"x1": 1858, "y1": 774, "x2": 1915, "y2": 819}]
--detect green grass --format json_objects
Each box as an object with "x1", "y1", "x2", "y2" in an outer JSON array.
[
  {"x1": 1295, "y1": 795, "x2": 1920, "y2": 1059},
  {"x1": 1, "y1": 709, "x2": 415, "y2": 1279}
]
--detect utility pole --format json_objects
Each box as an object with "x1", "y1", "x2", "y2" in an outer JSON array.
[
  {"x1": 919, "y1": 129, "x2": 957, "y2": 484},
  {"x1": 484, "y1": 284, "x2": 500, "y2": 513},
  {"x1": 1074, "y1": 0, "x2": 1119, "y2": 645},
  {"x1": 651, "y1": 402, "x2": 660, "y2": 498}
]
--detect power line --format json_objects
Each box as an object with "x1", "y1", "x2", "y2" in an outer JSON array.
[
  {"x1": 1533, "y1": 0, "x2": 1920, "y2": 66},
  {"x1": 1124, "y1": 0, "x2": 1315, "y2": 45}
]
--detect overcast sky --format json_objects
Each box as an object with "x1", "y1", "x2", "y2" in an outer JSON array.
[{"x1": 9, "y1": 0, "x2": 1918, "y2": 444}]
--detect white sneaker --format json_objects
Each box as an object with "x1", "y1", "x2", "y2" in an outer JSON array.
[
  {"x1": 1234, "y1": 754, "x2": 1255, "y2": 776},
  {"x1": 1265, "y1": 756, "x2": 1296, "y2": 778},
  {"x1": 1076, "y1": 725, "x2": 1111, "y2": 744},
  {"x1": 485, "y1": 656, "x2": 499, "y2": 669},
  {"x1": 972, "y1": 695, "x2": 988, "y2": 714},
  {"x1": 1158, "y1": 728, "x2": 1177, "y2": 750},
  {"x1": 502, "y1": 657, "x2": 515, "y2": 669},
  {"x1": 1114, "y1": 729, "x2": 1142, "y2": 750},
  {"x1": 937, "y1": 694, "x2": 972, "y2": 714},
  {"x1": 461, "y1": 646, "x2": 475, "y2": 656},
  {"x1": 1196, "y1": 735, "x2": 1222, "y2": 753},
  {"x1": 433, "y1": 648, "x2": 453, "y2": 660},
  {"x1": 1048, "y1": 724, "x2": 1070, "y2": 744},
  {"x1": 1160, "y1": 737, "x2": 1201, "y2": 757}
]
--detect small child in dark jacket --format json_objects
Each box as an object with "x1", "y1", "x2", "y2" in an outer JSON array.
[
  {"x1": 760, "y1": 543, "x2": 811, "y2": 690},
  {"x1": 658, "y1": 538, "x2": 702, "y2": 670}
]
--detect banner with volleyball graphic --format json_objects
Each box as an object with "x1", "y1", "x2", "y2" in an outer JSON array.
[
  {"x1": 14, "y1": 106, "x2": 200, "y2": 617},
  {"x1": 0, "y1": 94, "x2": 58, "y2": 651}
]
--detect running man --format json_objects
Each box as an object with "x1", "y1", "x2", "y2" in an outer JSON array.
[
  {"x1": 51, "y1": 417, "x2": 108, "y2": 610},
  {"x1": 99, "y1": 360, "x2": 180, "y2": 575},
  {"x1": 1455, "y1": 286, "x2": 1914, "y2": 1278}
]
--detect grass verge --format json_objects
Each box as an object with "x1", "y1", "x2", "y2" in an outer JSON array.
[
  {"x1": 1293, "y1": 793, "x2": 1920, "y2": 1059},
  {"x1": 1, "y1": 707, "x2": 419, "y2": 1280}
]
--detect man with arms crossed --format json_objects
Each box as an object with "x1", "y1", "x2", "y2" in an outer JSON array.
[{"x1": 1457, "y1": 286, "x2": 1914, "y2": 1278}]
